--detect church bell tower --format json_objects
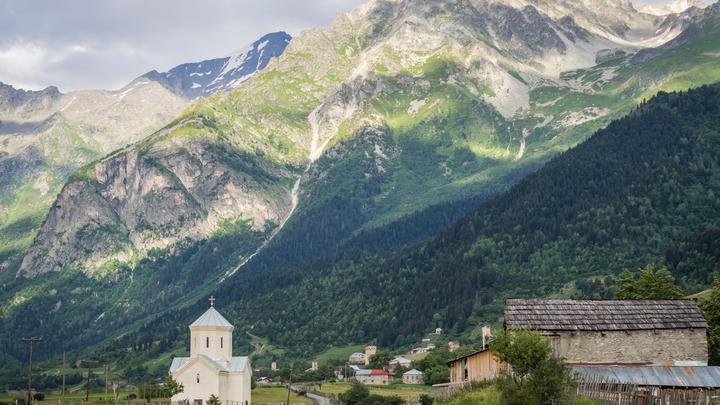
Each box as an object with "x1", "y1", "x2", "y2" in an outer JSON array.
[{"x1": 189, "y1": 296, "x2": 234, "y2": 364}]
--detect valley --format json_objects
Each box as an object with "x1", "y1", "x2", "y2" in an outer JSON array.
[{"x1": 1, "y1": 0, "x2": 720, "y2": 396}]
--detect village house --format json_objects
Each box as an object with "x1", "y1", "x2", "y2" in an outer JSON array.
[
  {"x1": 169, "y1": 297, "x2": 251, "y2": 405},
  {"x1": 355, "y1": 369, "x2": 393, "y2": 385},
  {"x1": 348, "y1": 352, "x2": 366, "y2": 364},
  {"x1": 411, "y1": 343, "x2": 436, "y2": 355},
  {"x1": 402, "y1": 369, "x2": 425, "y2": 385},
  {"x1": 446, "y1": 349, "x2": 507, "y2": 385},
  {"x1": 334, "y1": 364, "x2": 361, "y2": 381},
  {"x1": 504, "y1": 299, "x2": 708, "y2": 366},
  {"x1": 388, "y1": 356, "x2": 412, "y2": 371},
  {"x1": 444, "y1": 299, "x2": 713, "y2": 386}
]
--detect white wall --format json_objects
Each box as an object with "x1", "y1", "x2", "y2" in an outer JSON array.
[
  {"x1": 225, "y1": 369, "x2": 252, "y2": 405},
  {"x1": 190, "y1": 327, "x2": 233, "y2": 363},
  {"x1": 172, "y1": 361, "x2": 221, "y2": 404}
]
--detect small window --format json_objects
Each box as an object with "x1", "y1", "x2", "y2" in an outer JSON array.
[
  {"x1": 221, "y1": 337, "x2": 223, "y2": 348},
  {"x1": 196, "y1": 373, "x2": 200, "y2": 383},
  {"x1": 206, "y1": 336, "x2": 209, "y2": 348}
]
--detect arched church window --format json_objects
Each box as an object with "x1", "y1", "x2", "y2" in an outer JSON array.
[
  {"x1": 196, "y1": 373, "x2": 200, "y2": 383},
  {"x1": 206, "y1": 336, "x2": 209, "y2": 348}
]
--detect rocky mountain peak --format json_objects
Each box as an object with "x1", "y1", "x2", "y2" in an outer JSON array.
[
  {"x1": 636, "y1": 0, "x2": 707, "y2": 16},
  {"x1": 0, "y1": 82, "x2": 62, "y2": 115},
  {"x1": 142, "y1": 31, "x2": 291, "y2": 99}
]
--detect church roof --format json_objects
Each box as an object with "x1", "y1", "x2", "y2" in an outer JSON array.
[
  {"x1": 170, "y1": 357, "x2": 190, "y2": 373},
  {"x1": 169, "y1": 355, "x2": 249, "y2": 373},
  {"x1": 189, "y1": 306, "x2": 234, "y2": 329},
  {"x1": 228, "y1": 357, "x2": 248, "y2": 372}
]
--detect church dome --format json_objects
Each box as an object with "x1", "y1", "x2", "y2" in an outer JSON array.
[{"x1": 189, "y1": 306, "x2": 234, "y2": 329}]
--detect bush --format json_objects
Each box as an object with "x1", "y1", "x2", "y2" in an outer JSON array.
[
  {"x1": 338, "y1": 382, "x2": 369, "y2": 404},
  {"x1": 490, "y1": 329, "x2": 572, "y2": 404},
  {"x1": 419, "y1": 394, "x2": 434, "y2": 405},
  {"x1": 32, "y1": 393, "x2": 45, "y2": 401},
  {"x1": 424, "y1": 365, "x2": 450, "y2": 385},
  {"x1": 359, "y1": 394, "x2": 403, "y2": 405}
]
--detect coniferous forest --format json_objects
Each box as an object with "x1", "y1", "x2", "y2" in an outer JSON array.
[
  {"x1": 2, "y1": 84, "x2": 720, "y2": 386},
  {"x1": 78, "y1": 84, "x2": 720, "y2": 368}
]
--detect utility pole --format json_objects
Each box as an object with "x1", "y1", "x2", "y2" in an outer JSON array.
[
  {"x1": 61, "y1": 352, "x2": 66, "y2": 404},
  {"x1": 21, "y1": 337, "x2": 42, "y2": 405},
  {"x1": 104, "y1": 365, "x2": 109, "y2": 402},
  {"x1": 85, "y1": 368, "x2": 93, "y2": 402},
  {"x1": 285, "y1": 363, "x2": 293, "y2": 405}
]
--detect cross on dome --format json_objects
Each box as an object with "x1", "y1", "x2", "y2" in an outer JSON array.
[{"x1": 209, "y1": 295, "x2": 216, "y2": 307}]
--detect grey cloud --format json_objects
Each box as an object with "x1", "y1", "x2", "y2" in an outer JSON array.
[
  {"x1": 0, "y1": 0, "x2": 712, "y2": 91},
  {"x1": 0, "y1": 0, "x2": 365, "y2": 91}
]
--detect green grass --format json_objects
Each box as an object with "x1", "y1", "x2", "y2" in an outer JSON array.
[
  {"x1": 314, "y1": 344, "x2": 367, "y2": 364},
  {"x1": 404, "y1": 352, "x2": 429, "y2": 361},
  {"x1": 251, "y1": 387, "x2": 312, "y2": 404},
  {"x1": 436, "y1": 386, "x2": 501, "y2": 405},
  {"x1": 435, "y1": 384, "x2": 606, "y2": 405},
  {"x1": 687, "y1": 289, "x2": 713, "y2": 301},
  {"x1": 0, "y1": 391, "x2": 137, "y2": 403},
  {"x1": 316, "y1": 382, "x2": 431, "y2": 400}
]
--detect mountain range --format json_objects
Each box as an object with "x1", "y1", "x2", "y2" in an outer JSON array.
[
  {"x1": 0, "y1": 32, "x2": 290, "y2": 275},
  {"x1": 1, "y1": 0, "x2": 720, "y2": 380}
]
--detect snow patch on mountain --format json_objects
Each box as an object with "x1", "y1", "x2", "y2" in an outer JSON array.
[{"x1": 142, "y1": 32, "x2": 291, "y2": 99}]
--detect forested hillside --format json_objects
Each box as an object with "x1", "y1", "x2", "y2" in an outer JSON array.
[
  {"x1": 214, "y1": 84, "x2": 720, "y2": 354},
  {"x1": 3, "y1": 0, "x2": 720, "y2": 384}
]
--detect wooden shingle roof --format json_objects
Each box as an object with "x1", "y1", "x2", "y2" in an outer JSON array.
[{"x1": 504, "y1": 299, "x2": 707, "y2": 331}]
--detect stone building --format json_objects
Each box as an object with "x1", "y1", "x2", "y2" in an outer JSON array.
[
  {"x1": 402, "y1": 369, "x2": 425, "y2": 385},
  {"x1": 355, "y1": 369, "x2": 392, "y2": 385},
  {"x1": 388, "y1": 356, "x2": 412, "y2": 371},
  {"x1": 364, "y1": 345, "x2": 377, "y2": 366},
  {"x1": 348, "y1": 352, "x2": 366, "y2": 364},
  {"x1": 504, "y1": 299, "x2": 708, "y2": 366}
]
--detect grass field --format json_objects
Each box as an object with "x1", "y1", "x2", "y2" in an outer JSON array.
[
  {"x1": 404, "y1": 352, "x2": 429, "y2": 362},
  {"x1": 436, "y1": 386, "x2": 500, "y2": 405},
  {"x1": 314, "y1": 344, "x2": 367, "y2": 365},
  {"x1": 315, "y1": 381, "x2": 431, "y2": 400},
  {"x1": 687, "y1": 289, "x2": 713, "y2": 301},
  {"x1": 1, "y1": 389, "x2": 311, "y2": 405},
  {"x1": 251, "y1": 387, "x2": 312, "y2": 404},
  {"x1": 0, "y1": 391, "x2": 138, "y2": 405}
]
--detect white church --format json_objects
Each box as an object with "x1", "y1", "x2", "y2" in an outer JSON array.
[{"x1": 169, "y1": 297, "x2": 252, "y2": 405}]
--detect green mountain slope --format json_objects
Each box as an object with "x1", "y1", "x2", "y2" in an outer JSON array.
[
  {"x1": 215, "y1": 83, "x2": 720, "y2": 354},
  {"x1": 2, "y1": 0, "x2": 720, "y2": 378}
]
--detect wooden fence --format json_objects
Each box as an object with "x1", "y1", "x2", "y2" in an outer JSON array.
[{"x1": 574, "y1": 373, "x2": 720, "y2": 405}]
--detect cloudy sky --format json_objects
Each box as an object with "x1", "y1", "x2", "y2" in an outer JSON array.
[{"x1": 0, "y1": 0, "x2": 706, "y2": 92}]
